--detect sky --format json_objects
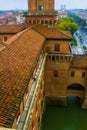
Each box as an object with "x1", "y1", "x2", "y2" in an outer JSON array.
[{"x1": 0, "y1": 0, "x2": 87, "y2": 10}]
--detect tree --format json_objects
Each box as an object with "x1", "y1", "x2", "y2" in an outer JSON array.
[
  {"x1": 56, "y1": 17, "x2": 78, "y2": 34},
  {"x1": 67, "y1": 11, "x2": 87, "y2": 27}
]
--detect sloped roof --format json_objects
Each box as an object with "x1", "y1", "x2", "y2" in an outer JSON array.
[
  {"x1": 0, "y1": 43, "x2": 6, "y2": 52},
  {"x1": 0, "y1": 28, "x2": 45, "y2": 127},
  {"x1": 0, "y1": 24, "x2": 26, "y2": 34},
  {"x1": 32, "y1": 24, "x2": 72, "y2": 39}
]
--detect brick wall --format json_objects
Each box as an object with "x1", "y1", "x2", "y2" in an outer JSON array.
[
  {"x1": 44, "y1": 40, "x2": 70, "y2": 53},
  {"x1": 28, "y1": 0, "x2": 54, "y2": 12}
]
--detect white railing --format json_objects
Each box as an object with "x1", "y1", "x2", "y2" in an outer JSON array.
[{"x1": 0, "y1": 128, "x2": 16, "y2": 130}]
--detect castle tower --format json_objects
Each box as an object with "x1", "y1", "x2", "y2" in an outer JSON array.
[
  {"x1": 28, "y1": 0, "x2": 54, "y2": 12},
  {"x1": 25, "y1": 0, "x2": 58, "y2": 26}
]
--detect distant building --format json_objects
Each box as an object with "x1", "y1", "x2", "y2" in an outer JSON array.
[
  {"x1": 72, "y1": 9, "x2": 87, "y2": 23},
  {"x1": 60, "y1": 4, "x2": 66, "y2": 10},
  {"x1": 83, "y1": 10, "x2": 87, "y2": 23},
  {"x1": 58, "y1": 10, "x2": 67, "y2": 18},
  {"x1": 0, "y1": 11, "x2": 25, "y2": 25},
  {"x1": 16, "y1": 13, "x2": 25, "y2": 24}
]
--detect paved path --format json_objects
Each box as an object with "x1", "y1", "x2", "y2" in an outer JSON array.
[{"x1": 70, "y1": 31, "x2": 85, "y2": 55}]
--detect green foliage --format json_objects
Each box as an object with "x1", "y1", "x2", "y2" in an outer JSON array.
[
  {"x1": 83, "y1": 46, "x2": 87, "y2": 50},
  {"x1": 71, "y1": 38, "x2": 77, "y2": 46},
  {"x1": 56, "y1": 17, "x2": 78, "y2": 34},
  {"x1": 68, "y1": 11, "x2": 87, "y2": 27},
  {"x1": 79, "y1": 36, "x2": 83, "y2": 44}
]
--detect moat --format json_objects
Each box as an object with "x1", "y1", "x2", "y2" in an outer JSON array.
[{"x1": 41, "y1": 96, "x2": 87, "y2": 130}]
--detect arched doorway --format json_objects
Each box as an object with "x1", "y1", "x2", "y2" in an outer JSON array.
[
  {"x1": 67, "y1": 96, "x2": 80, "y2": 108},
  {"x1": 67, "y1": 83, "x2": 85, "y2": 107}
]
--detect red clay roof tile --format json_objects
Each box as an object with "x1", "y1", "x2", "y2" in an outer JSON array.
[
  {"x1": 0, "y1": 24, "x2": 26, "y2": 34},
  {"x1": 32, "y1": 24, "x2": 72, "y2": 39},
  {"x1": 0, "y1": 28, "x2": 45, "y2": 127}
]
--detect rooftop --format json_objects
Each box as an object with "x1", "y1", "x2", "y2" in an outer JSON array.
[
  {"x1": 0, "y1": 24, "x2": 26, "y2": 34},
  {"x1": 32, "y1": 24, "x2": 72, "y2": 39},
  {"x1": 0, "y1": 28, "x2": 45, "y2": 127}
]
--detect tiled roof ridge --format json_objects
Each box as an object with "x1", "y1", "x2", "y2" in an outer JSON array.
[
  {"x1": 0, "y1": 43, "x2": 6, "y2": 52},
  {"x1": 32, "y1": 24, "x2": 72, "y2": 39},
  {"x1": 58, "y1": 29, "x2": 72, "y2": 39},
  {"x1": 4, "y1": 28, "x2": 28, "y2": 45},
  {"x1": 0, "y1": 23, "x2": 26, "y2": 33},
  {"x1": 32, "y1": 27, "x2": 46, "y2": 38}
]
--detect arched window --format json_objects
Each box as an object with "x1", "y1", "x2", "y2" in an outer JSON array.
[{"x1": 38, "y1": 5, "x2": 44, "y2": 11}]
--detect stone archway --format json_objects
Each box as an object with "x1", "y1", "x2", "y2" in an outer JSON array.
[{"x1": 67, "y1": 83, "x2": 85, "y2": 107}]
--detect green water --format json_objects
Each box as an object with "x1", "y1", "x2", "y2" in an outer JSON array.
[{"x1": 41, "y1": 96, "x2": 87, "y2": 130}]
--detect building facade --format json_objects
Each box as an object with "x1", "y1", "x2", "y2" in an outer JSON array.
[{"x1": 25, "y1": 0, "x2": 58, "y2": 26}]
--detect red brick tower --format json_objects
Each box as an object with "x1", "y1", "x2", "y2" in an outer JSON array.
[{"x1": 25, "y1": 0, "x2": 58, "y2": 26}]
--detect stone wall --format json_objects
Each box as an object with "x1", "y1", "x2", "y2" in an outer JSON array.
[{"x1": 44, "y1": 54, "x2": 87, "y2": 108}]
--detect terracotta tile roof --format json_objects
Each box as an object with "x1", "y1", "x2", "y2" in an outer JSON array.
[
  {"x1": 0, "y1": 43, "x2": 6, "y2": 52},
  {"x1": 0, "y1": 24, "x2": 26, "y2": 34},
  {"x1": 32, "y1": 24, "x2": 72, "y2": 39},
  {"x1": 58, "y1": 10, "x2": 67, "y2": 15},
  {"x1": 0, "y1": 29, "x2": 45, "y2": 127},
  {"x1": 4, "y1": 29, "x2": 28, "y2": 45}
]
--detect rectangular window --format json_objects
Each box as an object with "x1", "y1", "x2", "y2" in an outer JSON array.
[
  {"x1": 38, "y1": 5, "x2": 44, "y2": 11},
  {"x1": 54, "y1": 70, "x2": 58, "y2": 77},
  {"x1": 52, "y1": 56, "x2": 55, "y2": 62},
  {"x1": 55, "y1": 44, "x2": 60, "y2": 51},
  {"x1": 82, "y1": 72, "x2": 86, "y2": 78},
  {"x1": 32, "y1": 122, "x2": 35, "y2": 129},
  {"x1": 71, "y1": 71, "x2": 74, "y2": 77},
  {"x1": 26, "y1": 87, "x2": 28, "y2": 94},
  {"x1": 4, "y1": 37, "x2": 7, "y2": 41},
  {"x1": 16, "y1": 110, "x2": 20, "y2": 120}
]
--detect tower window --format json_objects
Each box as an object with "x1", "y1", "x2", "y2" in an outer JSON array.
[
  {"x1": 4, "y1": 37, "x2": 7, "y2": 41},
  {"x1": 71, "y1": 71, "x2": 75, "y2": 77},
  {"x1": 52, "y1": 56, "x2": 55, "y2": 62},
  {"x1": 55, "y1": 44, "x2": 60, "y2": 51},
  {"x1": 82, "y1": 72, "x2": 86, "y2": 78},
  {"x1": 16, "y1": 110, "x2": 20, "y2": 120},
  {"x1": 38, "y1": 5, "x2": 44, "y2": 11},
  {"x1": 26, "y1": 87, "x2": 28, "y2": 94},
  {"x1": 53, "y1": 70, "x2": 58, "y2": 77}
]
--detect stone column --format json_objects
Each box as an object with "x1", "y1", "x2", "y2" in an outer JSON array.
[{"x1": 81, "y1": 94, "x2": 87, "y2": 109}]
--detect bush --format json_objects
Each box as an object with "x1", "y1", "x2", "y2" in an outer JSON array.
[
  {"x1": 71, "y1": 38, "x2": 77, "y2": 46},
  {"x1": 83, "y1": 46, "x2": 87, "y2": 50}
]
